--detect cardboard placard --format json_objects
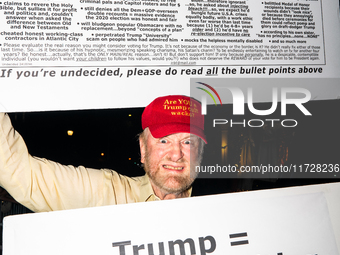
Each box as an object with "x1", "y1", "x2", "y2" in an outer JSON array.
[{"x1": 3, "y1": 182, "x2": 340, "y2": 255}]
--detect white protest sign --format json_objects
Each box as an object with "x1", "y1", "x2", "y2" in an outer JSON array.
[
  {"x1": 3, "y1": 182, "x2": 340, "y2": 255},
  {"x1": 0, "y1": 0, "x2": 339, "y2": 112}
]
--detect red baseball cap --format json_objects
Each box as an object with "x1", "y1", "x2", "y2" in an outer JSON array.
[{"x1": 142, "y1": 95, "x2": 207, "y2": 143}]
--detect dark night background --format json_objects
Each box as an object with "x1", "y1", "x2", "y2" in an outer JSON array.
[{"x1": 3, "y1": 99, "x2": 340, "y2": 197}]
